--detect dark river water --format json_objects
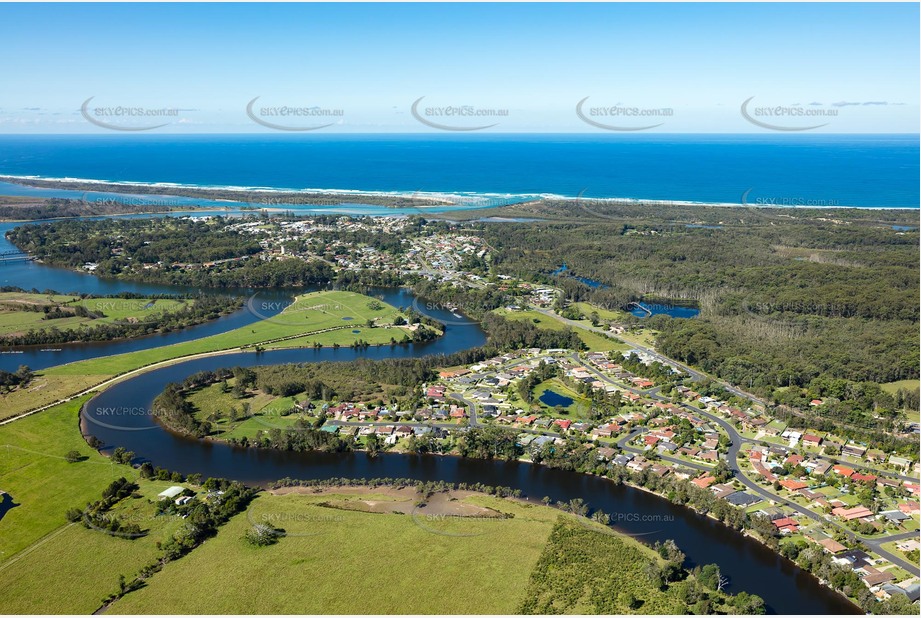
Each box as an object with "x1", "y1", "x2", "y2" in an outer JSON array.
[{"x1": 1, "y1": 211, "x2": 860, "y2": 614}]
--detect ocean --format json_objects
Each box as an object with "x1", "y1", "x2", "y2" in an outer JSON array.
[{"x1": 0, "y1": 133, "x2": 917, "y2": 208}]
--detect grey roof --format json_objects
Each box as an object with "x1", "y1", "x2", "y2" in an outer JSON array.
[
  {"x1": 724, "y1": 491, "x2": 761, "y2": 507},
  {"x1": 880, "y1": 510, "x2": 911, "y2": 522}
]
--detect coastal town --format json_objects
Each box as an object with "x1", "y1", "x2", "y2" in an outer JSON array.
[
  {"x1": 4, "y1": 209, "x2": 918, "y2": 612},
  {"x1": 1, "y1": 2, "x2": 918, "y2": 616},
  {"x1": 214, "y1": 338, "x2": 920, "y2": 607}
]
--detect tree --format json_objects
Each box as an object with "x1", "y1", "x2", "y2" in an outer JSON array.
[
  {"x1": 699, "y1": 563, "x2": 728, "y2": 591},
  {"x1": 64, "y1": 449, "x2": 82, "y2": 463},
  {"x1": 692, "y1": 598, "x2": 711, "y2": 614},
  {"x1": 243, "y1": 523, "x2": 281, "y2": 547},
  {"x1": 365, "y1": 433, "x2": 381, "y2": 456},
  {"x1": 15, "y1": 365, "x2": 33, "y2": 384},
  {"x1": 732, "y1": 591, "x2": 765, "y2": 615},
  {"x1": 110, "y1": 447, "x2": 134, "y2": 465},
  {"x1": 644, "y1": 562, "x2": 665, "y2": 590}
]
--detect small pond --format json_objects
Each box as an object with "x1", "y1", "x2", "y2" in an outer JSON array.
[{"x1": 539, "y1": 389, "x2": 574, "y2": 408}]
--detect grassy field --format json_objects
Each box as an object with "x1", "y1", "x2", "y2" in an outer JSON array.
[
  {"x1": 0, "y1": 373, "x2": 107, "y2": 421},
  {"x1": 0, "y1": 396, "x2": 142, "y2": 560},
  {"x1": 0, "y1": 292, "x2": 194, "y2": 337},
  {"x1": 0, "y1": 479, "x2": 191, "y2": 614},
  {"x1": 0, "y1": 290, "x2": 419, "y2": 420},
  {"x1": 44, "y1": 290, "x2": 410, "y2": 377},
  {"x1": 881, "y1": 379, "x2": 920, "y2": 422},
  {"x1": 265, "y1": 322, "x2": 416, "y2": 348},
  {"x1": 110, "y1": 491, "x2": 563, "y2": 614},
  {"x1": 186, "y1": 380, "x2": 313, "y2": 440},
  {"x1": 494, "y1": 308, "x2": 628, "y2": 353},
  {"x1": 0, "y1": 394, "x2": 195, "y2": 614},
  {"x1": 880, "y1": 379, "x2": 920, "y2": 395},
  {"x1": 571, "y1": 301, "x2": 631, "y2": 322},
  {"x1": 0, "y1": 394, "x2": 191, "y2": 614}
]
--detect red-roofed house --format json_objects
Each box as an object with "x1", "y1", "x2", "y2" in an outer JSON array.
[
  {"x1": 554, "y1": 419, "x2": 572, "y2": 431},
  {"x1": 832, "y1": 465, "x2": 855, "y2": 478},
  {"x1": 818, "y1": 538, "x2": 847, "y2": 554},
  {"x1": 832, "y1": 506, "x2": 874, "y2": 521},
  {"x1": 779, "y1": 479, "x2": 808, "y2": 491},
  {"x1": 692, "y1": 475, "x2": 716, "y2": 489},
  {"x1": 773, "y1": 517, "x2": 799, "y2": 533},
  {"x1": 803, "y1": 434, "x2": 822, "y2": 447},
  {"x1": 753, "y1": 462, "x2": 776, "y2": 482}
]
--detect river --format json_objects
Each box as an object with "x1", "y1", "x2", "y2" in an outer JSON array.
[{"x1": 1, "y1": 211, "x2": 860, "y2": 614}]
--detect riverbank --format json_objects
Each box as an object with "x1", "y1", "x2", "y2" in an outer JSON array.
[
  {"x1": 135, "y1": 406, "x2": 870, "y2": 614},
  {"x1": 0, "y1": 291, "x2": 242, "y2": 347},
  {"x1": 0, "y1": 289, "x2": 442, "y2": 420},
  {"x1": 94, "y1": 481, "x2": 758, "y2": 614}
]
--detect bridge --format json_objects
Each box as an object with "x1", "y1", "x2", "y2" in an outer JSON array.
[
  {"x1": 0, "y1": 251, "x2": 34, "y2": 263},
  {"x1": 626, "y1": 301, "x2": 652, "y2": 317}
]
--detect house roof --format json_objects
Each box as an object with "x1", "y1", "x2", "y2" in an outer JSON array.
[
  {"x1": 832, "y1": 506, "x2": 874, "y2": 520},
  {"x1": 818, "y1": 538, "x2": 847, "y2": 554},
  {"x1": 724, "y1": 491, "x2": 761, "y2": 507},
  {"x1": 832, "y1": 465, "x2": 855, "y2": 477},
  {"x1": 692, "y1": 475, "x2": 716, "y2": 489},
  {"x1": 863, "y1": 571, "x2": 895, "y2": 586}
]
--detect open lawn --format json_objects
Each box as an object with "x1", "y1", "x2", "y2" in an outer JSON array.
[
  {"x1": 0, "y1": 479, "x2": 191, "y2": 614},
  {"x1": 110, "y1": 491, "x2": 562, "y2": 614},
  {"x1": 571, "y1": 301, "x2": 631, "y2": 322},
  {"x1": 265, "y1": 322, "x2": 416, "y2": 348},
  {"x1": 495, "y1": 308, "x2": 627, "y2": 353},
  {"x1": 880, "y1": 379, "x2": 920, "y2": 395},
  {"x1": 0, "y1": 373, "x2": 106, "y2": 421},
  {"x1": 45, "y1": 290, "x2": 410, "y2": 377},
  {"x1": 0, "y1": 396, "x2": 140, "y2": 560},
  {"x1": 186, "y1": 381, "x2": 314, "y2": 440},
  {"x1": 0, "y1": 394, "x2": 211, "y2": 614}
]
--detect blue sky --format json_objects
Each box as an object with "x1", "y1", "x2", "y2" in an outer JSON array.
[{"x1": 1, "y1": 2, "x2": 917, "y2": 133}]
